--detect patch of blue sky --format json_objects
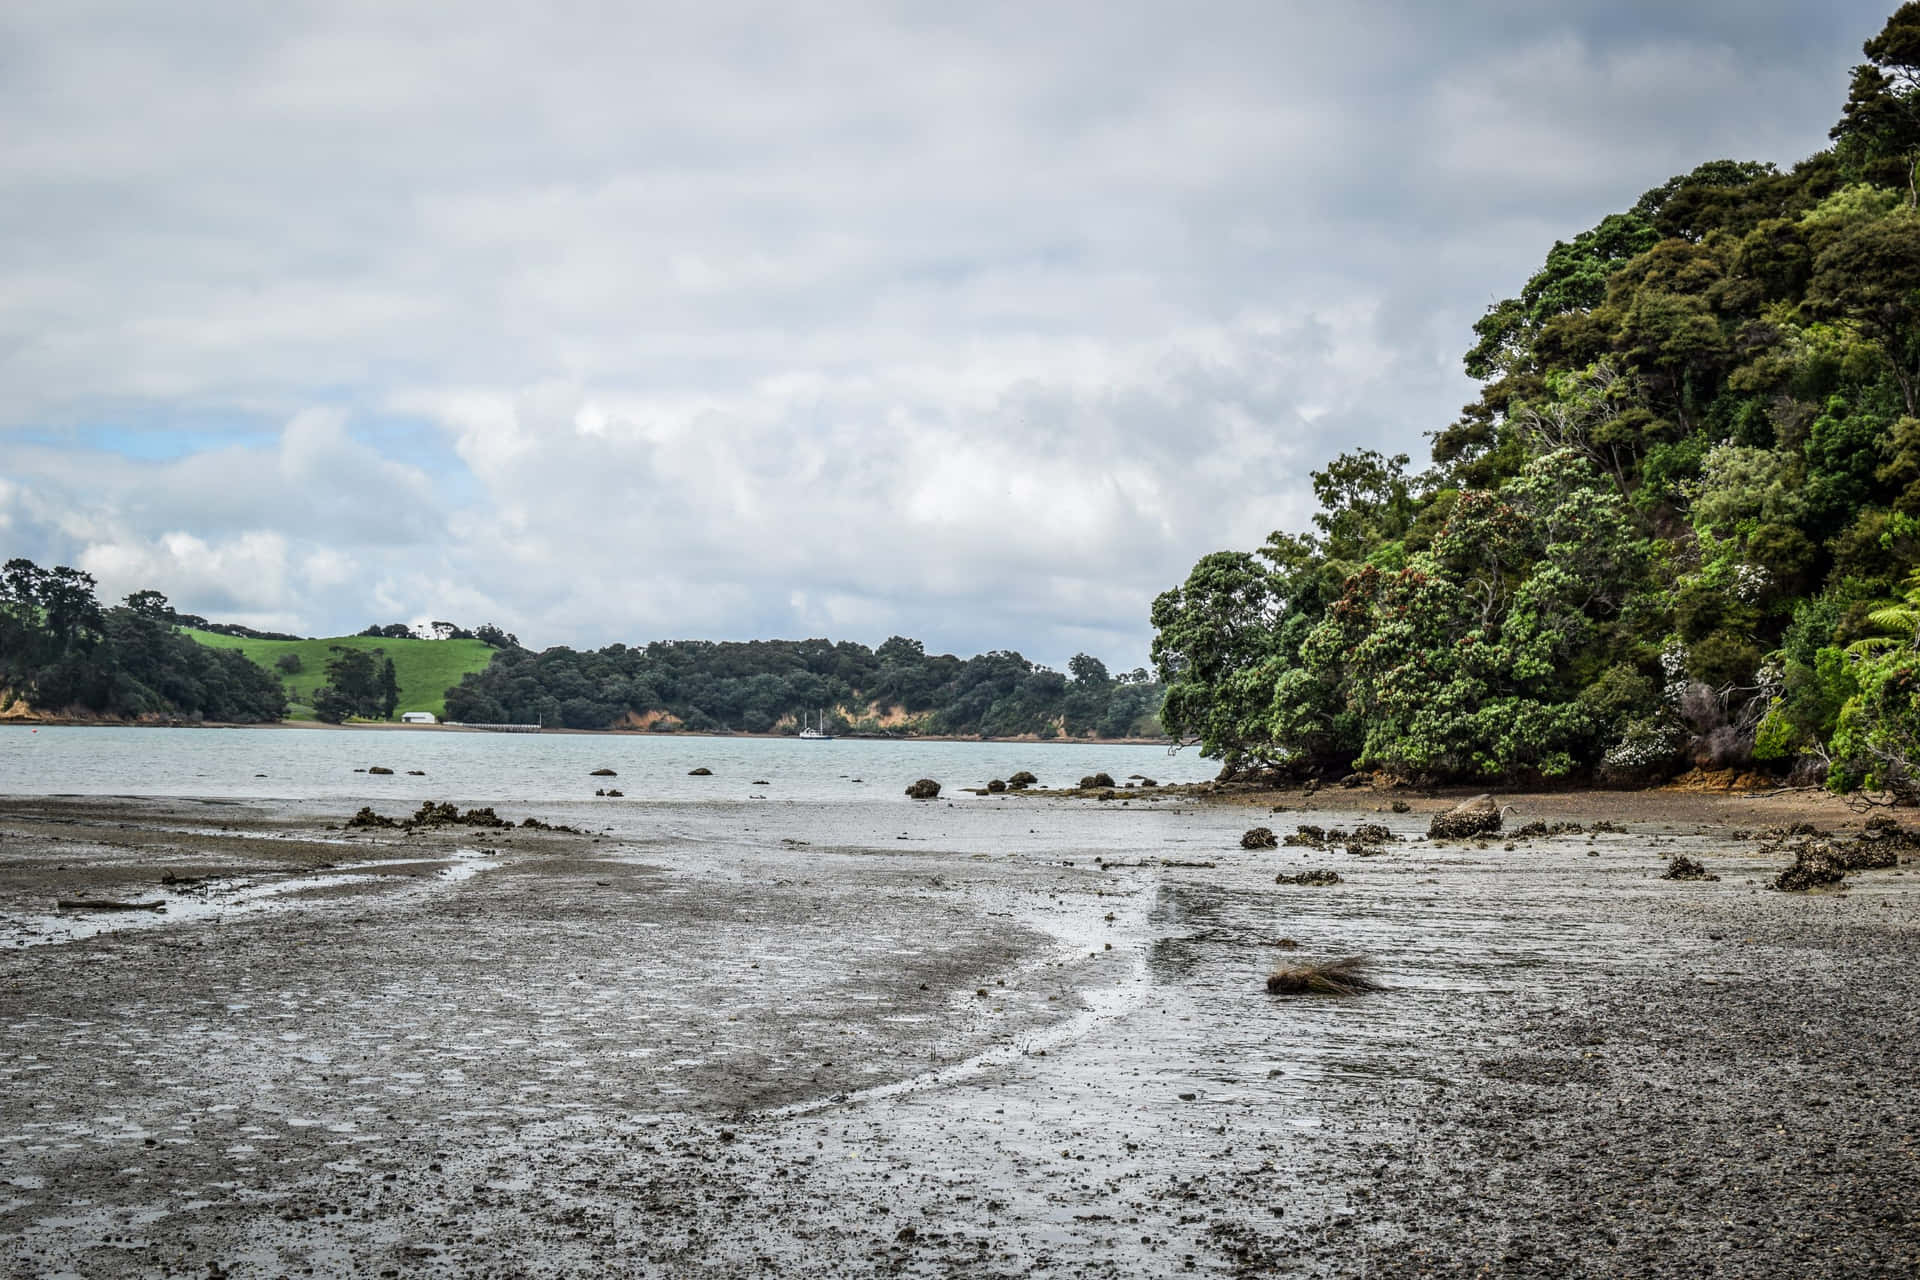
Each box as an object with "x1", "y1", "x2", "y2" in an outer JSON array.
[
  {"x1": 346, "y1": 413, "x2": 483, "y2": 508},
  {"x1": 12, "y1": 407, "x2": 277, "y2": 461}
]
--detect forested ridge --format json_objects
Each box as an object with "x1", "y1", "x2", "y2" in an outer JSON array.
[
  {"x1": 1151, "y1": 5, "x2": 1920, "y2": 798},
  {"x1": 0, "y1": 563, "x2": 1163, "y2": 738},
  {"x1": 444, "y1": 637, "x2": 1164, "y2": 738},
  {"x1": 0, "y1": 560, "x2": 286, "y2": 723}
]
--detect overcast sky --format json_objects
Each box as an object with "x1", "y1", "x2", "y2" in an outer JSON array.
[{"x1": 0, "y1": 1, "x2": 1893, "y2": 666}]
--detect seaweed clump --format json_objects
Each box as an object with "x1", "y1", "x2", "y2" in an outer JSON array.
[
  {"x1": 1275, "y1": 868, "x2": 1342, "y2": 886},
  {"x1": 1266, "y1": 955, "x2": 1380, "y2": 995},
  {"x1": 520, "y1": 816, "x2": 585, "y2": 834},
  {"x1": 1241, "y1": 826, "x2": 1278, "y2": 850},
  {"x1": 344, "y1": 801, "x2": 515, "y2": 832},
  {"x1": 406, "y1": 801, "x2": 512, "y2": 830}
]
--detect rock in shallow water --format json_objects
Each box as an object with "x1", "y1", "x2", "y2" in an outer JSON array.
[{"x1": 1428, "y1": 794, "x2": 1503, "y2": 840}]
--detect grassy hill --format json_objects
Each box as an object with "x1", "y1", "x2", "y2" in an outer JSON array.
[{"x1": 183, "y1": 630, "x2": 497, "y2": 720}]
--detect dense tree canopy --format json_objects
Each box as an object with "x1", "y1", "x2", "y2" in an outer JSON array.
[
  {"x1": 443, "y1": 636, "x2": 1162, "y2": 738},
  {"x1": 0, "y1": 559, "x2": 285, "y2": 722},
  {"x1": 1153, "y1": 7, "x2": 1920, "y2": 796}
]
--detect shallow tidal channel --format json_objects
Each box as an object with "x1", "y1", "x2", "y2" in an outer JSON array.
[{"x1": 1, "y1": 783, "x2": 1916, "y2": 1277}]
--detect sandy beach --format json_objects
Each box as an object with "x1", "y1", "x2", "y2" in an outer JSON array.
[{"x1": 2, "y1": 783, "x2": 1916, "y2": 1277}]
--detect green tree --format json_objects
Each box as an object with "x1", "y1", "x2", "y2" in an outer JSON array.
[
  {"x1": 379, "y1": 657, "x2": 400, "y2": 719},
  {"x1": 1831, "y1": 2, "x2": 1920, "y2": 203},
  {"x1": 1804, "y1": 208, "x2": 1920, "y2": 413},
  {"x1": 1150, "y1": 551, "x2": 1285, "y2": 761},
  {"x1": 313, "y1": 646, "x2": 383, "y2": 722}
]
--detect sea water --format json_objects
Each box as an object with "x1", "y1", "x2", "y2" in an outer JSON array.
[{"x1": 0, "y1": 726, "x2": 1215, "y2": 804}]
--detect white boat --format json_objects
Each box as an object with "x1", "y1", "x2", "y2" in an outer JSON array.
[{"x1": 798, "y1": 709, "x2": 834, "y2": 741}]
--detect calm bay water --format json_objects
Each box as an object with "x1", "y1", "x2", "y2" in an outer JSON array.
[{"x1": 0, "y1": 726, "x2": 1214, "y2": 804}]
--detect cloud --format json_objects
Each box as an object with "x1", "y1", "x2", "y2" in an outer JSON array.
[{"x1": 0, "y1": 0, "x2": 1894, "y2": 665}]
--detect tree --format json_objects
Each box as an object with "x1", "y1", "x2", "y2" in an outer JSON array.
[
  {"x1": 1150, "y1": 552, "x2": 1285, "y2": 760},
  {"x1": 124, "y1": 590, "x2": 176, "y2": 621},
  {"x1": 1832, "y1": 2, "x2": 1920, "y2": 203},
  {"x1": 474, "y1": 623, "x2": 519, "y2": 650},
  {"x1": 1464, "y1": 212, "x2": 1660, "y2": 380},
  {"x1": 1067, "y1": 653, "x2": 1110, "y2": 686},
  {"x1": 0, "y1": 558, "x2": 283, "y2": 721},
  {"x1": 1804, "y1": 209, "x2": 1920, "y2": 413},
  {"x1": 312, "y1": 646, "x2": 383, "y2": 722},
  {"x1": 1310, "y1": 450, "x2": 1419, "y2": 561},
  {"x1": 379, "y1": 657, "x2": 400, "y2": 719}
]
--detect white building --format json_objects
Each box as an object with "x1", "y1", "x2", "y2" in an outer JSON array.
[{"x1": 401, "y1": 712, "x2": 437, "y2": 725}]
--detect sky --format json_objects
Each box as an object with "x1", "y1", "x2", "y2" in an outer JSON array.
[{"x1": 0, "y1": 1, "x2": 1895, "y2": 668}]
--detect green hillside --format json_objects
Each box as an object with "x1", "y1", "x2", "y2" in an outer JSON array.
[{"x1": 184, "y1": 630, "x2": 496, "y2": 720}]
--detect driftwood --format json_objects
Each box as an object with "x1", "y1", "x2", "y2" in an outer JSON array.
[
  {"x1": 1095, "y1": 859, "x2": 1218, "y2": 869},
  {"x1": 57, "y1": 899, "x2": 166, "y2": 912}
]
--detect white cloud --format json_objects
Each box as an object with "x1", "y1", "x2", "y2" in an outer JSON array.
[{"x1": 0, "y1": 0, "x2": 1892, "y2": 665}]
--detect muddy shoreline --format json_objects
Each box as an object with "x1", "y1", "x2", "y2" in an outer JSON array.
[{"x1": 2, "y1": 787, "x2": 1915, "y2": 1276}]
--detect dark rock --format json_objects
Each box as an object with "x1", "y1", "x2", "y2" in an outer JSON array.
[
  {"x1": 1852, "y1": 814, "x2": 1920, "y2": 867},
  {"x1": 1080, "y1": 772, "x2": 1116, "y2": 790},
  {"x1": 905, "y1": 778, "x2": 941, "y2": 800},
  {"x1": 367, "y1": 766, "x2": 393, "y2": 775},
  {"x1": 1842, "y1": 841, "x2": 1898, "y2": 871},
  {"x1": 986, "y1": 779, "x2": 1007, "y2": 793},
  {"x1": 1007, "y1": 770, "x2": 1038, "y2": 789},
  {"x1": 1275, "y1": 869, "x2": 1342, "y2": 886},
  {"x1": 590, "y1": 768, "x2": 617, "y2": 777},
  {"x1": 1390, "y1": 799, "x2": 1411, "y2": 813},
  {"x1": 1661, "y1": 854, "x2": 1719, "y2": 882},
  {"x1": 688, "y1": 767, "x2": 713, "y2": 776},
  {"x1": 1428, "y1": 794, "x2": 1503, "y2": 840},
  {"x1": 1774, "y1": 845, "x2": 1847, "y2": 891},
  {"x1": 1514, "y1": 820, "x2": 1584, "y2": 838},
  {"x1": 603, "y1": 789, "x2": 623, "y2": 797},
  {"x1": 1340, "y1": 772, "x2": 1369, "y2": 789},
  {"x1": 406, "y1": 770, "x2": 426, "y2": 776},
  {"x1": 1240, "y1": 826, "x2": 1278, "y2": 849}
]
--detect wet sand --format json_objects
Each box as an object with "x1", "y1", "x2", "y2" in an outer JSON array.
[{"x1": 1, "y1": 787, "x2": 1916, "y2": 1277}]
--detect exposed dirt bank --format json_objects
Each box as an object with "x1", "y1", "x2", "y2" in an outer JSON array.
[{"x1": 1, "y1": 790, "x2": 1915, "y2": 1277}]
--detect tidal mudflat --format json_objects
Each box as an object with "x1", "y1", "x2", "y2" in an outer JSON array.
[{"x1": 2, "y1": 786, "x2": 1916, "y2": 1277}]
